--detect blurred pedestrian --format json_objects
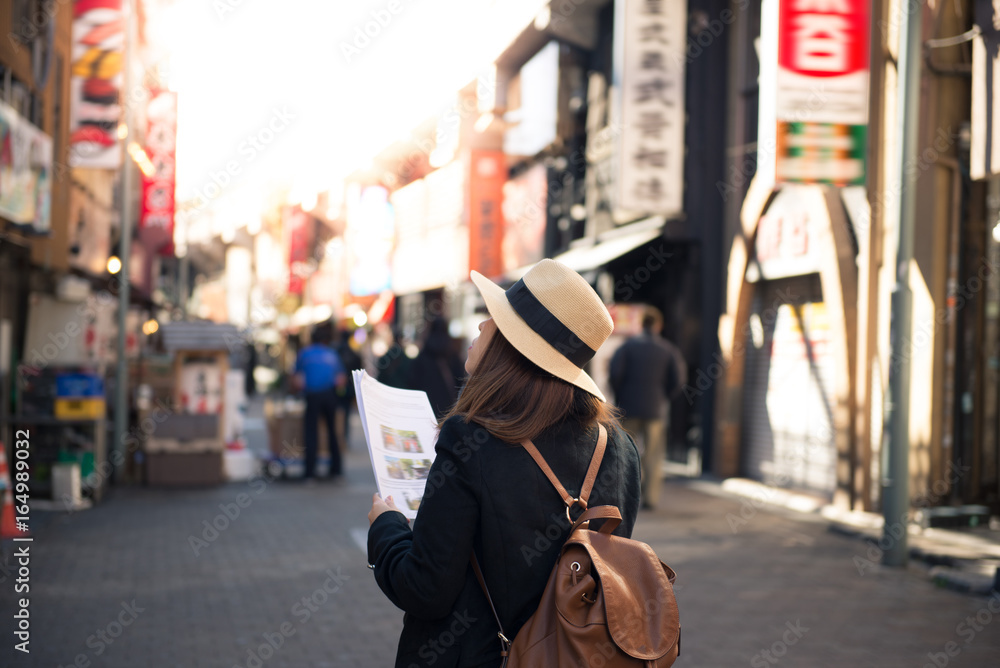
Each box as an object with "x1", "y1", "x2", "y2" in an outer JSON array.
[
  {"x1": 294, "y1": 322, "x2": 345, "y2": 480},
  {"x1": 375, "y1": 326, "x2": 413, "y2": 390},
  {"x1": 368, "y1": 259, "x2": 641, "y2": 667},
  {"x1": 406, "y1": 316, "x2": 465, "y2": 419},
  {"x1": 335, "y1": 327, "x2": 363, "y2": 449},
  {"x1": 609, "y1": 305, "x2": 687, "y2": 510}
]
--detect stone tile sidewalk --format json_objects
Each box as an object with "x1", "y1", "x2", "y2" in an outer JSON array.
[{"x1": 1, "y1": 413, "x2": 998, "y2": 667}]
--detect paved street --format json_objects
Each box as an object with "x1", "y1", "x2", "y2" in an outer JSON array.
[{"x1": 2, "y1": 418, "x2": 1000, "y2": 668}]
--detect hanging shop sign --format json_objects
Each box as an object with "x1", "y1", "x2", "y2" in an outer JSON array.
[
  {"x1": 0, "y1": 99, "x2": 53, "y2": 232},
  {"x1": 140, "y1": 89, "x2": 177, "y2": 254},
  {"x1": 284, "y1": 205, "x2": 314, "y2": 296},
  {"x1": 468, "y1": 150, "x2": 505, "y2": 279},
  {"x1": 753, "y1": 184, "x2": 828, "y2": 280},
  {"x1": 69, "y1": 0, "x2": 124, "y2": 169},
  {"x1": 617, "y1": 0, "x2": 687, "y2": 215},
  {"x1": 759, "y1": 0, "x2": 869, "y2": 186}
]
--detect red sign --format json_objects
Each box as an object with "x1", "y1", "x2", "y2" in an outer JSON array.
[
  {"x1": 140, "y1": 90, "x2": 177, "y2": 255},
  {"x1": 284, "y1": 205, "x2": 314, "y2": 295},
  {"x1": 778, "y1": 0, "x2": 869, "y2": 78},
  {"x1": 468, "y1": 150, "x2": 505, "y2": 279}
]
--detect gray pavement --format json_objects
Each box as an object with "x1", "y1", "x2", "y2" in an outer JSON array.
[{"x1": 1, "y1": 413, "x2": 999, "y2": 667}]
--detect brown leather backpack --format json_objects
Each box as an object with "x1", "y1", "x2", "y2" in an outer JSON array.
[{"x1": 473, "y1": 424, "x2": 681, "y2": 667}]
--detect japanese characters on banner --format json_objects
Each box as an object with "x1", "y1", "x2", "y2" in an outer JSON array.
[
  {"x1": 468, "y1": 150, "x2": 505, "y2": 279},
  {"x1": 765, "y1": 0, "x2": 869, "y2": 185},
  {"x1": 140, "y1": 90, "x2": 177, "y2": 252},
  {"x1": 69, "y1": 0, "x2": 124, "y2": 169},
  {"x1": 618, "y1": 0, "x2": 686, "y2": 216},
  {"x1": 0, "y1": 99, "x2": 53, "y2": 233}
]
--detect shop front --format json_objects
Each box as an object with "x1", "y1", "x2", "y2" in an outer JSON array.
[{"x1": 717, "y1": 184, "x2": 858, "y2": 506}]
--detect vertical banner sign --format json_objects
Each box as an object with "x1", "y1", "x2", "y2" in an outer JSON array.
[
  {"x1": 618, "y1": 0, "x2": 687, "y2": 215},
  {"x1": 773, "y1": 0, "x2": 869, "y2": 185},
  {"x1": 284, "y1": 205, "x2": 313, "y2": 296},
  {"x1": 468, "y1": 150, "x2": 505, "y2": 279},
  {"x1": 140, "y1": 90, "x2": 177, "y2": 252},
  {"x1": 69, "y1": 0, "x2": 124, "y2": 168}
]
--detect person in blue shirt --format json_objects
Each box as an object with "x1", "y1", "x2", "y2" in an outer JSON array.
[{"x1": 294, "y1": 321, "x2": 346, "y2": 480}]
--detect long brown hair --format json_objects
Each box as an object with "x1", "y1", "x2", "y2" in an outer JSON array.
[{"x1": 441, "y1": 327, "x2": 621, "y2": 443}]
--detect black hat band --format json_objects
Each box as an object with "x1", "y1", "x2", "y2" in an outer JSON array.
[{"x1": 505, "y1": 279, "x2": 597, "y2": 368}]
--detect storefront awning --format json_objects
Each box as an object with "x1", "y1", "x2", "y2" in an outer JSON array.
[{"x1": 552, "y1": 218, "x2": 664, "y2": 273}]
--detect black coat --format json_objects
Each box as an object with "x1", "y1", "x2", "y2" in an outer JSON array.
[
  {"x1": 368, "y1": 416, "x2": 642, "y2": 667},
  {"x1": 609, "y1": 332, "x2": 688, "y2": 420}
]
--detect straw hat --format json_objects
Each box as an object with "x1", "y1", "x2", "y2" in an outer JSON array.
[{"x1": 470, "y1": 259, "x2": 614, "y2": 401}]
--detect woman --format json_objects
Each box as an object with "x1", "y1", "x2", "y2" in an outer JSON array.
[{"x1": 367, "y1": 260, "x2": 642, "y2": 667}]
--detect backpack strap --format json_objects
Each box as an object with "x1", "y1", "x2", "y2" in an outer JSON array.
[
  {"x1": 470, "y1": 553, "x2": 510, "y2": 666},
  {"x1": 520, "y1": 424, "x2": 607, "y2": 514}
]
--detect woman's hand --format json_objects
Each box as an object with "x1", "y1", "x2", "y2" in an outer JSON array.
[{"x1": 368, "y1": 493, "x2": 407, "y2": 525}]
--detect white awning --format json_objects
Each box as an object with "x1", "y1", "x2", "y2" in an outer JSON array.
[{"x1": 552, "y1": 218, "x2": 664, "y2": 273}]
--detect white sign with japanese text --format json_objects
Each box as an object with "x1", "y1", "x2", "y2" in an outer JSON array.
[{"x1": 617, "y1": 0, "x2": 687, "y2": 216}]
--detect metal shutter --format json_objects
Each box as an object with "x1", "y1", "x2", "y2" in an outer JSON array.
[{"x1": 741, "y1": 274, "x2": 837, "y2": 499}]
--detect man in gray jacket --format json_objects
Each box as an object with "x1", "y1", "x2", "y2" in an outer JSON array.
[{"x1": 609, "y1": 306, "x2": 687, "y2": 509}]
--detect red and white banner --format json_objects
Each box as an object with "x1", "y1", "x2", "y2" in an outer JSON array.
[
  {"x1": 140, "y1": 89, "x2": 177, "y2": 253},
  {"x1": 69, "y1": 0, "x2": 124, "y2": 169},
  {"x1": 284, "y1": 205, "x2": 314, "y2": 296},
  {"x1": 760, "y1": 0, "x2": 870, "y2": 185}
]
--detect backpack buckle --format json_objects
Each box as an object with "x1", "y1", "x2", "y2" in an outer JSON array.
[{"x1": 565, "y1": 497, "x2": 588, "y2": 524}]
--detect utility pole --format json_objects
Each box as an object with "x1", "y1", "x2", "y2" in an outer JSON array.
[
  {"x1": 113, "y1": 0, "x2": 137, "y2": 484},
  {"x1": 882, "y1": 0, "x2": 923, "y2": 565}
]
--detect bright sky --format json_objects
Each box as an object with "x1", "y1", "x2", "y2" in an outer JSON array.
[{"x1": 148, "y1": 0, "x2": 546, "y2": 209}]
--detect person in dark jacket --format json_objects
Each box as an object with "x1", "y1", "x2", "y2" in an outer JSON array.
[
  {"x1": 375, "y1": 325, "x2": 413, "y2": 390},
  {"x1": 367, "y1": 260, "x2": 642, "y2": 668},
  {"x1": 335, "y1": 327, "x2": 362, "y2": 449},
  {"x1": 407, "y1": 316, "x2": 466, "y2": 419},
  {"x1": 609, "y1": 306, "x2": 688, "y2": 509}
]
